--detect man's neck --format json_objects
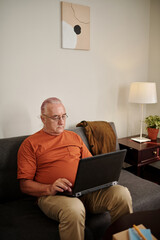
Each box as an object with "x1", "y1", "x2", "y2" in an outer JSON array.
[{"x1": 42, "y1": 128, "x2": 63, "y2": 136}]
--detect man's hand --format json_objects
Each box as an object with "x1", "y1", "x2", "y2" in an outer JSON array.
[{"x1": 48, "y1": 178, "x2": 72, "y2": 195}]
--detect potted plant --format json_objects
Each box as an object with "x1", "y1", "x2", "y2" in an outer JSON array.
[{"x1": 145, "y1": 115, "x2": 160, "y2": 140}]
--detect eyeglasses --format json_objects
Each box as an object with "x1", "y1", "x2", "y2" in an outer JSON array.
[{"x1": 42, "y1": 113, "x2": 68, "y2": 121}]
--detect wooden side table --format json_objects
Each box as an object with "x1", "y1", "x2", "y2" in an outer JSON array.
[{"x1": 118, "y1": 136, "x2": 160, "y2": 176}]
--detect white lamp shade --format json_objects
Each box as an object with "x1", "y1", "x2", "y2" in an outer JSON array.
[{"x1": 129, "y1": 82, "x2": 157, "y2": 104}]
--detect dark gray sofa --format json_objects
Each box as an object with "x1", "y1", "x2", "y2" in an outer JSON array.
[{"x1": 1, "y1": 122, "x2": 160, "y2": 240}]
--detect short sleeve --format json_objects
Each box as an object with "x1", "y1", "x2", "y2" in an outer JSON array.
[{"x1": 17, "y1": 139, "x2": 37, "y2": 180}]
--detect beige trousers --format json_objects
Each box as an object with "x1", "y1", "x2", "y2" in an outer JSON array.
[{"x1": 38, "y1": 185, "x2": 133, "y2": 240}]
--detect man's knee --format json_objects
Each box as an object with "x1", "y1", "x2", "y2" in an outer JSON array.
[
  {"x1": 114, "y1": 185, "x2": 132, "y2": 203},
  {"x1": 107, "y1": 185, "x2": 133, "y2": 223},
  {"x1": 59, "y1": 198, "x2": 86, "y2": 223},
  {"x1": 111, "y1": 185, "x2": 133, "y2": 212}
]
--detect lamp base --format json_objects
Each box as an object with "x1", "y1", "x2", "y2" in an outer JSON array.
[{"x1": 131, "y1": 137, "x2": 151, "y2": 143}]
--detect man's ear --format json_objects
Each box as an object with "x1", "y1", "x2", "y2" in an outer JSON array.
[{"x1": 40, "y1": 115, "x2": 45, "y2": 124}]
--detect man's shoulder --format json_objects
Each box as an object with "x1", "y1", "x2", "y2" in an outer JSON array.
[
  {"x1": 21, "y1": 130, "x2": 43, "y2": 145},
  {"x1": 64, "y1": 129, "x2": 80, "y2": 137},
  {"x1": 64, "y1": 130, "x2": 82, "y2": 141},
  {"x1": 64, "y1": 129, "x2": 75, "y2": 134}
]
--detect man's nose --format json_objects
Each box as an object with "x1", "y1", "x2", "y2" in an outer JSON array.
[{"x1": 58, "y1": 117, "x2": 64, "y2": 122}]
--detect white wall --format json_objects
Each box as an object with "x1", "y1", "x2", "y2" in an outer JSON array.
[
  {"x1": 148, "y1": 0, "x2": 160, "y2": 119},
  {"x1": 147, "y1": 0, "x2": 160, "y2": 168},
  {"x1": 0, "y1": 0, "x2": 151, "y2": 138}
]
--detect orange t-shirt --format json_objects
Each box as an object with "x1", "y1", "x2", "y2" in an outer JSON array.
[{"x1": 17, "y1": 129, "x2": 92, "y2": 185}]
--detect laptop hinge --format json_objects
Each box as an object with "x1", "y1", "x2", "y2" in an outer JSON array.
[{"x1": 75, "y1": 181, "x2": 118, "y2": 197}]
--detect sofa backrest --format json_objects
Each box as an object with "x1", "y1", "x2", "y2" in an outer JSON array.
[
  {"x1": 0, "y1": 135, "x2": 29, "y2": 202},
  {"x1": 0, "y1": 122, "x2": 119, "y2": 203}
]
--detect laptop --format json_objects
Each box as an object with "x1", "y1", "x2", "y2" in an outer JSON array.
[{"x1": 57, "y1": 149, "x2": 126, "y2": 197}]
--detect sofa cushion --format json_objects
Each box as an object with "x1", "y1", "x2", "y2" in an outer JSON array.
[
  {"x1": 119, "y1": 169, "x2": 160, "y2": 211},
  {"x1": 0, "y1": 197, "x2": 60, "y2": 240},
  {"x1": 0, "y1": 197, "x2": 110, "y2": 240}
]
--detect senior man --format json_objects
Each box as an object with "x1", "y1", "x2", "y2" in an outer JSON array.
[{"x1": 17, "y1": 97, "x2": 132, "y2": 240}]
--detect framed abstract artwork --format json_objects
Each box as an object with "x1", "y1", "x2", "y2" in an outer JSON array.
[{"x1": 61, "y1": 1, "x2": 90, "y2": 50}]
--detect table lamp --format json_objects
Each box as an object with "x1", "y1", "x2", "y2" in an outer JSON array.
[{"x1": 129, "y1": 82, "x2": 157, "y2": 143}]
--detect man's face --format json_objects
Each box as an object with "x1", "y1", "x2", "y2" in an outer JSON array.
[{"x1": 41, "y1": 102, "x2": 67, "y2": 135}]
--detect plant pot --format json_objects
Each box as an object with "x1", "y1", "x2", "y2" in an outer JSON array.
[{"x1": 147, "y1": 128, "x2": 159, "y2": 141}]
